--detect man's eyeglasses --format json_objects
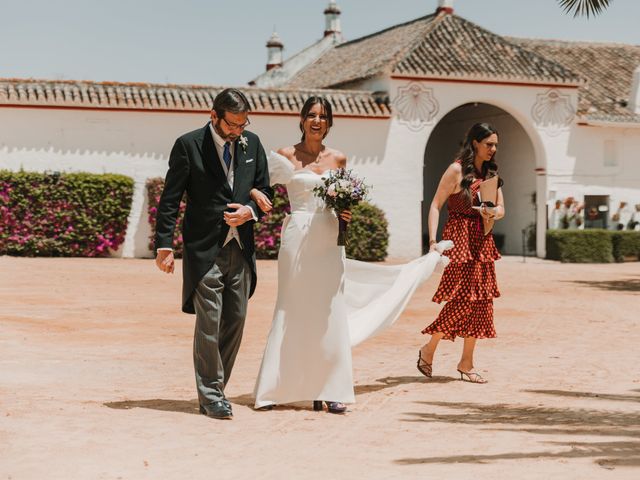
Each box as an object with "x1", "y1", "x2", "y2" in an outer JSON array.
[{"x1": 221, "y1": 116, "x2": 250, "y2": 130}]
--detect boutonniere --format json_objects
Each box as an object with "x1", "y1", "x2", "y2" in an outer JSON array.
[{"x1": 239, "y1": 135, "x2": 248, "y2": 153}]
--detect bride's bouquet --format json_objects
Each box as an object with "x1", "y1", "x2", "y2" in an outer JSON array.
[{"x1": 313, "y1": 168, "x2": 370, "y2": 246}]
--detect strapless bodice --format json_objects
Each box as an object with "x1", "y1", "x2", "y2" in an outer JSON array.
[
  {"x1": 287, "y1": 170, "x2": 332, "y2": 214},
  {"x1": 267, "y1": 151, "x2": 332, "y2": 215}
]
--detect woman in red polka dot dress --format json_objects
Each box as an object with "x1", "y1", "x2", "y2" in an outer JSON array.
[{"x1": 418, "y1": 123, "x2": 505, "y2": 384}]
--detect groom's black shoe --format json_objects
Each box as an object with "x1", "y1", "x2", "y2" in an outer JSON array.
[{"x1": 199, "y1": 401, "x2": 232, "y2": 420}]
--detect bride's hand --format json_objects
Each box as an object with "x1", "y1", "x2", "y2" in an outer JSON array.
[
  {"x1": 339, "y1": 210, "x2": 352, "y2": 223},
  {"x1": 250, "y1": 188, "x2": 273, "y2": 213}
]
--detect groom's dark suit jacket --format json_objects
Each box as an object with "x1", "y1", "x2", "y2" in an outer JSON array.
[{"x1": 155, "y1": 124, "x2": 272, "y2": 314}]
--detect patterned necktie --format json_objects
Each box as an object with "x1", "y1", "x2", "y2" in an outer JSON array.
[{"x1": 223, "y1": 142, "x2": 232, "y2": 170}]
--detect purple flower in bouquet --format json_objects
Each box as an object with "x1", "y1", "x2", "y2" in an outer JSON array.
[{"x1": 313, "y1": 168, "x2": 370, "y2": 245}]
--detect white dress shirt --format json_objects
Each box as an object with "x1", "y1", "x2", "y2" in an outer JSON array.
[{"x1": 209, "y1": 123, "x2": 256, "y2": 248}]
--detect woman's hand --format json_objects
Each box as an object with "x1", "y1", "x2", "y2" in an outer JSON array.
[
  {"x1": 339, "y1": 209, "x2": 352, "y2": 223},
  {"x1": 479, "y1": 205, "x2": 496, "y2": 220},
  {"x1": 428, "y1": 240, "x2": 438, "y2": 252},
  {"x1": 250, "y1": 188, "x2": 273, "y2": 213}
]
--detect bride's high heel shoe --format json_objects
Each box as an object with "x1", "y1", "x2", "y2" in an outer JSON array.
[{"x1": 313, "y1": 400, "x2": 347, "y2": 414}]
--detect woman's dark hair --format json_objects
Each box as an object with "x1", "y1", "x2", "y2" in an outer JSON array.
[
  {"x1": 212, "y1": 88, "x2": 251, "y2": 118},
  {"x1": 299, "y1": 96, "x2": 334, "y2": 140},
  {"x1": 457, "y1": 122, "x2": 504, "y2": 201}
]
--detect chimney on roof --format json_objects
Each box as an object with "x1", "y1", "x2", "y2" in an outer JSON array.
[
  {"x1": 630, "y1": 66, "x2": 640, "y2": 115},
  {"x1": 324, "y1": 0, "x2": 342, "y2": 37},
  {"x1": 265, "y1": 30, "x2": 284, "y2": 71},
  {"x1": 436, "y1": 0, "x2": 454, "y2": 14}
]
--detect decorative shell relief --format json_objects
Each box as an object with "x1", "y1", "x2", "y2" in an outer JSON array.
[
  {"x1": 531, "y1": 89, "x2": 575, "y2": 135},
  {"x1": 393, "y1": 82, "x2": 439, "y2": 132}
]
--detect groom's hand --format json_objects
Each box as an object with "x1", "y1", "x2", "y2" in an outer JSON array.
[
  {"x1": 155, "y1": 250, "x2": 175, "y2": 274},
  {"x1": 224, "y1": 203, "x2": 253, "y2": 227}
]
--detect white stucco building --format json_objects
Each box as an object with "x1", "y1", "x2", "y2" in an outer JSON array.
[{"x1": 1, "y1": 1, "x2": 639, "y2": 258}]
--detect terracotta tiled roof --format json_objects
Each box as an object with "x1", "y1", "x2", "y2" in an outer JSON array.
[
  {"x1": 0, "y1": 78, "x2": 390, "y2": 118},
  {"x1": 287, "y1": 12, "x2": 582, "y2": 89},
  {"x1": 508, "y1": 38, "x2": 640, "y2": 123},
  {"x1": 250, "y1": 33, "x2": 343, "y2": 88}
]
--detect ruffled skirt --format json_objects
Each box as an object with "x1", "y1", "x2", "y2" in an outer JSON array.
[{"x1": 422, "y1": 216, "x2": 500, "y2": 341}]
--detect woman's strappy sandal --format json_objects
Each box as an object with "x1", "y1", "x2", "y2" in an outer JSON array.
[
  {"x1": 417, "y1": 350, "x2": 433, "y2": 378},
  {"x1": 457, "y1": 369, "x2": 487, "y2": 384}
]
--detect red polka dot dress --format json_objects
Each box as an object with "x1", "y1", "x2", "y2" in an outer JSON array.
[{"x1": 422, "y1": 171, "x2": 501, "y2": 341}]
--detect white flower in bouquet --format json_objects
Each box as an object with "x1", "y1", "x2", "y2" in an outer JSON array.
[{"x1": 338, "y1": 179, "x2": 352, "y2": 192}]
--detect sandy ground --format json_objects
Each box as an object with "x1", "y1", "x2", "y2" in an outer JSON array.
[{"x1": 1, "y1": 255, "x2": 639, "y2": 480}]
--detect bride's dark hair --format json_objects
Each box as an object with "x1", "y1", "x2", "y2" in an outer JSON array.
[
  {"x1": 457, "y1": 123, "x2": 504, "y2": 201},
  {"x1": 299, "y1": 96, "x2": 333, "y2": 141}
]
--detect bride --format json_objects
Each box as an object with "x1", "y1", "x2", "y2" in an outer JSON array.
[{"x1": 251, "y1": 96, "x2": 450, "y2": 414}]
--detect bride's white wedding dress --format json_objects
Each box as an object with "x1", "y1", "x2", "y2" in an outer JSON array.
[{"x1": 253, "y1": 152, "x2": 451, "y2": 408}]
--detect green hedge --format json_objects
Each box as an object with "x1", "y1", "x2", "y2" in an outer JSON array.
[
  {"x1": 546, "y1": 229, "x2": 640, "y2": 263},
  {"x1": 0, "y1": 170, "x2": 134, "y2": 256},
  {"x1": 147, "y1": 179, "x2": 389, "y2": 261},
  {"x1": 611, "y1": 231, "x2": 640, "y2": 262}
]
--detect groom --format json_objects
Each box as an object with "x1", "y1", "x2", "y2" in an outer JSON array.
[{"x1": 155, "y1": 88, "x2": 272, "y2": 420}]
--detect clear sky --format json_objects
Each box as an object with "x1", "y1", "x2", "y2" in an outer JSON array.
[{"x1": 1, "y1": 0, "x2": 638, "y2": 87}]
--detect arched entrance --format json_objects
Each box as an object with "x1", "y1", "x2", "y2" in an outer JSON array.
[{"x1": 422, "y1": 103, "x2": 537, "y2": 255}]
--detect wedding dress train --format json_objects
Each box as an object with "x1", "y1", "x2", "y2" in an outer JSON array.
[{"x1": 253, "y1": 152, "x2": 451, "y2": 408}]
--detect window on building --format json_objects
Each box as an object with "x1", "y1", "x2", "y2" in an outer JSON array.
[
  {"x1": 603, "y1": 139, "x2": 617, "y2": 167},
  {"x1": 584, "y1": 195, "x2": 609, "y2": 229}
]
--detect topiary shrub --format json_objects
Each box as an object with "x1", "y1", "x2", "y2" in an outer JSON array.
[
  {"x1": 345, "y1": 201, "x2": 389, "y2": 261},
  {"x1": 611, "y1": 231, "x2": 640, "y2": 262},
  {"x1": 0, "y1": 170, "x2": 134, "y2": 256},
  {"x1": 546, "y1": 229, "x2": 613, "y2": 263}
]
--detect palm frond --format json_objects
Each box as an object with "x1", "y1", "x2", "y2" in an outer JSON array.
[{"x1": 557, "y1": 0, "x2": 612, "y2": 18}]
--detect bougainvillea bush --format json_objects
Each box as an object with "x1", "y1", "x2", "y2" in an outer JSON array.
[
  {"x1": 0, "y1": 171, "x2": 134, "y2": 256},
  {"x1": 146, "y1": 177, "x2": 186, "y2": 257},
  {"x1": 254, "y1": 184, "x2": 291, "y2": 259},
  {"x1": 146, "y1": 179, "x2": 288, "y2": 259},
  {"x1": 146, "y1": 179, "x2": 389, "y2": 261}
]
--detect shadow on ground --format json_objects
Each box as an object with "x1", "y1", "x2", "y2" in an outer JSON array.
[
  {"x1": 525, "y1": 389, "x2": 640, "y2": 404},
  {"x1": 567, "y1": 277, "x2": 640, "y2": 292},
  {"x1": 105, "y1": 398, "x2": 199, "y2": 415},
  {"x1": 103, "y1": 376, "x2": 457, "y2": 414},
  {"x1": 395, "y1": 389, "x2": 640, "y2": 469},
  {"x1": 355, "y1": 375, "x2": 455, "y2": 395}
]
